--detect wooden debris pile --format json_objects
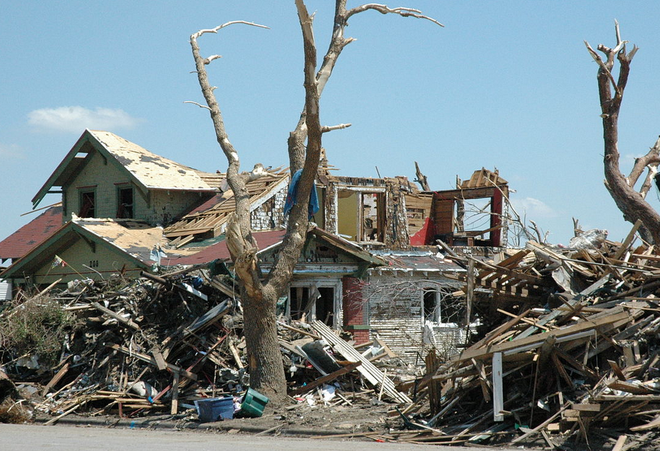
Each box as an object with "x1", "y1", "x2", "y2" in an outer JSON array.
[
  {"x1": 381, "y1": 225, "x2": 660, "y2": 447},
  {"x1": 0, "y1": 267, "x2": 254, "y2": 421},
  {"x1": 0, "y1": 267, "x2": 408, "y2": 424}
]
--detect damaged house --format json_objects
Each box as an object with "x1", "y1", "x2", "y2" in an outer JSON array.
[
  {"x1": 0, "y1": 129, "x2": 290, "y2": 287},
  {"x1": 0, "y1": 130, "x2": 513, "y2": 364}
]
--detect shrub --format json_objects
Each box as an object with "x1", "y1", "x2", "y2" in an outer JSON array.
[{"x1": 0, "y1": 297, "x2": 75, "y2": 369}]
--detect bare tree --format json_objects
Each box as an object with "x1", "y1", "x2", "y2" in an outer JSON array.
[
  {"x1": 585, "y1": 22, "x2": 660, "y2": 244},
  {"x1": 189, "y1": 1, "x2": 441, "y2": 401}
]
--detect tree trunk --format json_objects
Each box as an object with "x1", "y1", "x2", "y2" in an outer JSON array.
[
  {"x1": 189, "y1": 1, "x2": 441, "y2": 404},
  {"x1": 241, "y1": 285, "x2": 287, "y2": 399},
  {"x1": 586, "y1": 23, "x2": 660, "y2": 244}
]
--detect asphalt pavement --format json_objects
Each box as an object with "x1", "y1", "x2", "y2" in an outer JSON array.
[{"x1": 0, "y1": 423, "x2": 525, "y2": 451}]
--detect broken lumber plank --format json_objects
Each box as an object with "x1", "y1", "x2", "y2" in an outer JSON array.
[
  {"x1": 511, "y1": 402, "x2": 571, "y2": 444},
  {"x1": 551, "y1": 351, "x2": 574, "y2": 389},
  {"x1": 107, "y1": 344, "x2": 197, "y2": 380},
  {"x1": 571, "y1": 403, "x2": 601, "y2": 412},
  {"x1": 42, "y1": 362, "x2": 70, "y2": 396},
  {"x1": 311, "y1": 320, "x2": 411, "y2": 404},
  {"x1": 516, "y1": 274, "x2": 611, "y2": 340},
  {"x1": 612, "y1": 435, "x2": 628, "y2": 451},
  {"x1": 630, "y1": 414, "x2": 660, "y2": 432},
  {"x1": 471, "y1": 358, "x2": 491, "y2": 403},
  {"x1": 170, "y1": 371, "x2": 180, "y2": 415},
  {"x1": 492, "y1": 352, "x2": 503, "y2": 422},
  {"x1": 229, "y1": 340, "x2": 244, "y2": 369},
  {"x1": 613, "y1": 219, "x2": 642, "y2": 261},
  {"x1": 44, "y1": 398, "x2": 89, "y2": 426},
  {"x1": 454, "y1": 310, "x2": 630, "y2": 363},
  {"x1": 183, "y1": 300, "x2": 229, "y2": 336},
  {"x1": 497, "y1": 308, "x2": 551, "y2": 331},
  {"x1": 495, "y1": 249, "x2": 531, "y2": 268},
  {"x1": 91, "y1": 302, "x2": 140, "y2": 330},
  {"x1": 151, "y1": 349, "x2": 168, "y2": 371},
  {"x1": 277, "y1": 321, "x2": 321, "y2": 339},
  {"x1": 594, "y1": 394, "x2": 660, "y2": 402},
  {"x1": 607, "y1": 360, "x2": 628, "y2": 381},
  {"x1": 552, "y1": 347, "x2": 600, "y2": 382},
  {"x1": 608, "y1": 380, "x2": 652, "y2": 395},
  {"x1": 526, "y1": 241, "x2": 594, "y2": 276}
]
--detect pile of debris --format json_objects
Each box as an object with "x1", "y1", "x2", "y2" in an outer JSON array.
[
  {"x1": 6, "y1": 221, "x2": 660, "y2": 450},
  {"x1": 0, "y1": 265, "x2": 409, "y2": 427},
  {"x1": 374, "y1": 223, "x2": 660, "y2": 449}
]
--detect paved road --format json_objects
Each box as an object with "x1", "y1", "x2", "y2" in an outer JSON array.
[{"x1": 0, "y1": 423, "x2": 523, "y2": 450}]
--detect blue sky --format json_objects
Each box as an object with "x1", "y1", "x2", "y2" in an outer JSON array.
[{"x1": 2, "y1": 1, "x2": 660, "y2": 246}]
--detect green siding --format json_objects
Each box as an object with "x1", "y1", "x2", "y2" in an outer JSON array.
[
  {"x1": 31, "y1": 238, "x2": 143, "y2": 286},
  {"x1": 63, "y1": 150, "x2": 211, "y2": 226}
]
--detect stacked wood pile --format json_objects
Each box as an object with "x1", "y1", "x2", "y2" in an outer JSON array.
[{"x1": 378, "y1": 224, "x2": 660, "y2": 448}]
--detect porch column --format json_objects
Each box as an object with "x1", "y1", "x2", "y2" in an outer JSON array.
[{"x1": 342, "y1": 276, "x2": 369, "y2": 344}]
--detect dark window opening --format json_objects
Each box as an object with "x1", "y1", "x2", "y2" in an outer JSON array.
[
  {"x1": 423, "y1": 290, "x2": 438, "y2": 322},
  {"x1": 316, "y1": 287, "x2": 335, "y2": 326},
  {"x1": 117, "y1": 187, "x2": 134, "y2": 218},
  {"x1": 79, "y1": 191, "x2": 95, "y2": 218},
  {"x1": 289, "y1": 287, "x2": 310, "y2": 321},
  {"x1": 289, "y1": 286, "x2": 335, "y2": 326}
]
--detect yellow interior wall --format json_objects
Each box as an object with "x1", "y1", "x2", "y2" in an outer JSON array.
[{"x1": 337, "y1": 191, "x2": 358, "y2": 241}]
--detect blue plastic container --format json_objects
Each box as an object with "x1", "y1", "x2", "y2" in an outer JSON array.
[{"x1": 195, "y1": 397, "x2": 234, "y2": 422}]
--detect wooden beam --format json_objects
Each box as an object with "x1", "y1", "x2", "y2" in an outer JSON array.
[
  {"x1": 289, "y1": 361, "x2": 362, "y2": 396},
  {"x1": 492, "y1": 352, "x2": 504, "y2": 422},
  {"x1": 455, "y1": 311, "x2": 630, "y2": 363},
  {"x1": 108, "y1": 344, "x2": 197, "y2": 380},
  {"x1": 91, "y1": 302, "x2": 140, "y2": 330}
]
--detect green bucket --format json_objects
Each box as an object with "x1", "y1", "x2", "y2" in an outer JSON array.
[{"x1": 240, "y1": 388, "x2": 269, "y2": 417}]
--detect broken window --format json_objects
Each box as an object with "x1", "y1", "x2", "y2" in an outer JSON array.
[
  {"x1": 79, "y1": 189, "x2": 96, "y2": 218},
  {"x1": 458, "y1": 197, "x2": 493, "y2": 243},
  {"x1": 423, "y1": 288, "x2": 464, "y2": 325},
  {"x1": 432, "y1": 169, "x2": 508, "y2": 247},
  {"x1": 117, "y1": 187, "x2": 134, "y2": 219},
  {"x1": 288, "y1": 285, "x2": 336, "y2": 326}
]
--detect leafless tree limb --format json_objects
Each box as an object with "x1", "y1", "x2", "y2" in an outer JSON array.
[
  {"x1": 346, "y1": 4, "x2": 444, "y2": 27},
  {"x1": 183, "y1": 101, "x2": 211, "y2": 111},
  {"x1": 189, "y1": 1, "x2": 441, "y2": 401},
  {"x1": 191, "y1": 21, "x2": 269, "y2": 41},
  {"x1": 322, "y1": 123, "x2": 352, "y2": 133},
  {"x1": 586, "y1": 21, "x2": 660, "y2": 244},
  {"x1": 628, "y1": 136, "x2": 660, "y2": 189}
]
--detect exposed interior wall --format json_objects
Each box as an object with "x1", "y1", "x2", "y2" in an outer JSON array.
[
  {"x1": 251, "y1": 189, "x2": 287, "y2": 231},
  {"x1": 337, "y1": 190, "x2": 358, "y2": 241},
  {"x1": 383, "y1": 178, "x2": 411, "y2": 249},
  {"x1": 148, "y1": 190, "x2": 209, "y2": 226}
]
